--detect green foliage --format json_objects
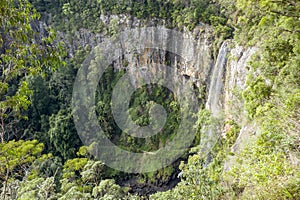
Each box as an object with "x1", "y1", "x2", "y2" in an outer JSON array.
[
  {"x1": 57, "y1": 148, "x2": 128, "y2": 199},
  {"x1": 17, "y1": 176, "x2": 57, "y2": 200},
  {"x1": 92, "y1": 179, "x2": 124, "y2": 200},
  {"x1": 95, "y1": 64, "x2": 180, "y2": 154},
  {"x1": 94, "y1": 64, "x2": 181, "y2": 186},
  {"x1": 0, "y1": 140, "x2": 44, "y2": 200},
  {"x1": 235, "y1": 0, "x2": 300, "y2": 45},
  {"x1": 224, "y1": 127, "x2": 299, "y2": 199},
  {"x1": 151, "y1": 140, "x2": 228, "y2": 200},
  {"x1": 242, "y1": 75, "x2": 272, "y2": 119},
  {"x1": 32, "y1": 0, "x2": 232, "y2": 39},
  {"x1": 224, "y1": 120, "x2": 240, "y2": 146},
  {"x1": 0, "y1": 140, "x2": 44, "y2": 176},
  {"x1": 0, "y1": 0, "x2": 65, "y2": 142},
  {"x1": 226, "y1": 1, "x2": 300, "y2": 198},
  {"x1": 48, "y1": 108, "x2": 82, "y2": 160},
  {"x1": 139, "y1": 165, "x2": 175, "y2": 185}
]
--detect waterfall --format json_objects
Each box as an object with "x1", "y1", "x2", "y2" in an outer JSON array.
[
  {"x1": 201, "y1": 41, "x2": 229, "y2": 161},
  {"x1": 206, "y1": 41, "x2": 229, "y2": 115}
]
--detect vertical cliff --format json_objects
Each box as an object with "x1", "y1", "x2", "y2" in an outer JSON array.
[{"x1": 223, "y1": 44, "x2": 259, "y2": 171}]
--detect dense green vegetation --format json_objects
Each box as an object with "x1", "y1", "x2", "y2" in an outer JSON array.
[
  {"x1": 30, "y1": 0, "x2": 232, "y2": 37},
  {"x1": 0, "y1": 0, "x2": 299, "y2": 199}
]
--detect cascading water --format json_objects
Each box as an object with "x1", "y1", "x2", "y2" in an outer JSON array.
[
  {"x1": 201, "y1": 41, "x2": 229, "y2": 161},
  {"x1": 206, "y1": 42, "x2": 229, "y2": 115}
]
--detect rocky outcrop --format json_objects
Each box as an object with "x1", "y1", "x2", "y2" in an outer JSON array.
[
  {"x1": 223, "y1": 44, "x2": 259, "y2": 171},
  {"x1": 55, "y1": 14, "x2": 215, "y2": 89},
  {"x1": 224, "y1": 45, "x2": 257, "y2": 124}
]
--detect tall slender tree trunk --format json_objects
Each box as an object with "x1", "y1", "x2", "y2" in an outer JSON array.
[
  {"x1": 2, "y1": 161, "x2": 9, "y2": 200},
  {"x1": 0, "y1": 115, "x2": 5, "y2": 143}
]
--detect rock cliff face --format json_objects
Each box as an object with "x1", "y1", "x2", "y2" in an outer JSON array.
[
  {"x1": 222, "y1": 45, "x2": 259, "y2": 171},
  {"x1": 224, "y1": 45, "x2": 257, "y2": 124},
  {"x1": 55, "y1": 14, "x2": 215, "y2": 88},
  {"x1": 224, "y1": 45, "x2": 258, "y2": 147}
]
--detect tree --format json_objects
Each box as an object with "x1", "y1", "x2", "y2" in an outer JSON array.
[
  {"x1": 48, "y1": 108, "x2": 82, "y2": 160},
  {"x1": 58, "y1": 147, "x2": 108, "y2": 199},
  {"x1": 92, "y1": 179, "x2": 124, "y2": 200},
  {"x1": 17, "y1": 176, "x2": 57, "y2": 200},
  {"x1": 0, "y1": 0, "x2": 65, "y2": 142},
  {"x1": 0, "y1": 140, "x2": 44, "y2": 200}
]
